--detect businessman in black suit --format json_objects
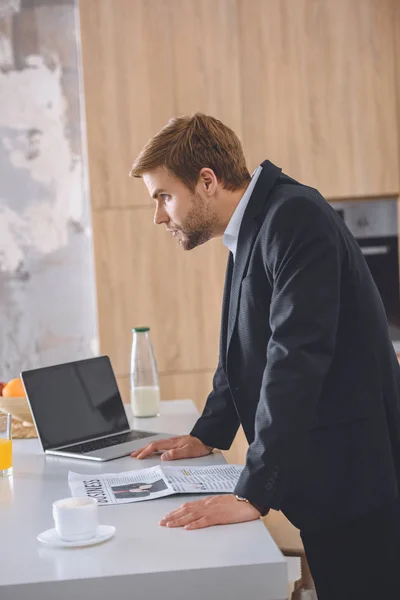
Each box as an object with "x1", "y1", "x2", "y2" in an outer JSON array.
[{"x1": 129, "y1": 114, "x2": 400, "y2": 599}]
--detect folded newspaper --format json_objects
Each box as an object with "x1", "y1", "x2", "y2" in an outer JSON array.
[{"x1": 68, "y1": 464, "x2": 244, "y2": 505}]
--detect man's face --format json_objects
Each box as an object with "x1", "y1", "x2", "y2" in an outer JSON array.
[{"x1": 143, "y1": 167, "x2": 220, "y2": 251}]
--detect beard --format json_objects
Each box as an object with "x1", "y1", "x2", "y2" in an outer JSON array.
[{"x1": 176, "y1": 193, "x2": 221, "y2": 251}]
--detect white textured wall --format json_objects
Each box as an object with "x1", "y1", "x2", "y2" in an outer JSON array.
[{"x1": 0, "y1": 0, "x2": 97, "y2": 380}]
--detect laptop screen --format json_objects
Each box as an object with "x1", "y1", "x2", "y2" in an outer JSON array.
[{"x1": 21, "y1": 356, "x2": 129, "y2": 451}]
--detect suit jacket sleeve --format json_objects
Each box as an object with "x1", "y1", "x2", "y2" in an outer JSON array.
[
  {"x1": 234, "y1": 195, "x2": 342, "y2": 515},
  {"x1": 190, "y1": 356, "x2": 240, "y2": 450}
]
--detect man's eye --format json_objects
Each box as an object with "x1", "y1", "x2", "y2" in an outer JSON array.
[{"x1": 160, "y1": 194, "x2": 171, "y2": 202}]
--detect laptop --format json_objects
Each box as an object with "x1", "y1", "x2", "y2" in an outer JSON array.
[{"x1": 21, "y1": 356, "x2": 172, "y2": 461}]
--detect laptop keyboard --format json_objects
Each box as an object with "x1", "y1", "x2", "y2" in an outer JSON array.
[{"x1": 65, "y1": 430, "x2": 155, "y2": 454}]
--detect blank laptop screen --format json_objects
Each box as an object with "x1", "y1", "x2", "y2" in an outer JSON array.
[{"x1": 21, "y1": 356, "x2": 129, "y2": 451}]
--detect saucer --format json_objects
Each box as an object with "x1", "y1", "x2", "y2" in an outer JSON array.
[{"x1": 37, "y1": 525, "x2": 116, "y2": 548}]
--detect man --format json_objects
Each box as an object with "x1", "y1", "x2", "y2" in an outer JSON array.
[
  {"x1": 112, "y1": 480, "x2": 168, "y2": 499},
  {"x1": 129, "y1": 113, "x2": 400, "y2": 599}
]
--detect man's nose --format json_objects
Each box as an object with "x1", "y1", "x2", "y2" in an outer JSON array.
[{"x1": 154, "y1": 204, "x2": 169, "y2": 226}]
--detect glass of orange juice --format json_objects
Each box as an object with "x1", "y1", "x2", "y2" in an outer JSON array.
[{"x1": 0, "y1": 413, "x2": 12, "y2": 477}]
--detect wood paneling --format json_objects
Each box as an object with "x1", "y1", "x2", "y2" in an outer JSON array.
[
  {"x1": 263, "y1": 510, "x2": 303, "y2": 556},
  {"x1": 79, "y1": 0, "x2": 241, "y2": 210},
  {"x1": 80, "y1": 0, "x2": 399, "y2": 208},
  {"x1": 222, "y1": 426, "x2": 248, "y2": 466},
  {"x1": 168, "y1": 0, "x2": 241, "y2": 129},
  {"x1": 238, "y1": 0, "x2": 399, "y2": 198},
  {"x1": 92, "y1": 207, "x2": 226, "y2": 376},
  {"x1": 394, "y1": 0, "x2": 400, "y2": 191}
]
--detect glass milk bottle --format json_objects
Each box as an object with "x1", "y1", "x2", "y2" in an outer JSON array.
[{"x1": 130, "y1": 327, "x2": 160, "y2": 417}]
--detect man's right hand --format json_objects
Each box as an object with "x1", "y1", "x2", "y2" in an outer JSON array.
[{"x1": 131, "y1": 435, "x2": 213, "y2": 461}]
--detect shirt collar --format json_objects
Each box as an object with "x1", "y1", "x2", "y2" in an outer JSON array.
[{"x1": 222, "y1": 165, "x2": 262, "y2": 259}]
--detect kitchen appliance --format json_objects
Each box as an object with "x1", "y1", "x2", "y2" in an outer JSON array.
[{"x1": 330, "y1": 198, "x2": 400, "y2": 352}]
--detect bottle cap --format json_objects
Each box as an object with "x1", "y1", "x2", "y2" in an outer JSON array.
[{"x1": 132, "y1": 327, "x2": 150, "y2": 332}]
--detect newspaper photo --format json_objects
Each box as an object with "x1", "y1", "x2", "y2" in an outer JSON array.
[{"x1": 68, "y1": 464, "x2": 244, "y2": 505}]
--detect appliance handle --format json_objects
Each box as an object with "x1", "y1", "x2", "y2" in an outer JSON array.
[{"x1": 360, "y1": 246, "x2": 391, "y2": 256}]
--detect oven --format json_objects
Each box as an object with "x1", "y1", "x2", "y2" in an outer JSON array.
[{"x1": 330, "y1": 198, "x2": 400, "y2": 351}]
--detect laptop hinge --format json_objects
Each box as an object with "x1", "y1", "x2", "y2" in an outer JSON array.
[{"x1": 50, "y1": 427, "x2": 132, "y2": 451}]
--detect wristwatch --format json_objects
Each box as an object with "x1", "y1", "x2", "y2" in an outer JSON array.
[
  {"x1": 235, "y1": 495, "x2": 251, "y2": 504},
  {"x1": 235, "y1": 495, "x2": 262, "y2": 516}
]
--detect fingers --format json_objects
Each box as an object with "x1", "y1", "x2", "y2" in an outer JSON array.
[
  {"x1": 159, "y1": 500, "x2": 207, "y2": 527},
  {"x1": 160, "y1": 512, "x2": 196, "y2": 528},
  {"x1": 160, "y1": 508, "x2": 211, "y2": 530},
  {"x1": 161, "y1": 442, "x2": 213, "y2": 461},
  {"x1": 131, "y1": 435, "x2": 212, "y2": 460},
  {"x1": 161, "y1": 444, "x2": 191, "y2": 461},
  {"x1": 160, "y1": 501, "x2": 197, "y2": 522},
  {"x1": 131, "y1": 437, "x2": 180, "y2": 459}
]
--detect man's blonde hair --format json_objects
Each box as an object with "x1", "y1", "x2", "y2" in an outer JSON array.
[{"x1": 130, "y1": 113, "x2": 250, "y2": 192}]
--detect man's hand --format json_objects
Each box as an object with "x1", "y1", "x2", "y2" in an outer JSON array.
[
  {"x1": 159, "y1": 495, "x2": 261, "y2": 530},
  {"x1": 131, "y1": 434, "x2": 213, "y2": 461}
]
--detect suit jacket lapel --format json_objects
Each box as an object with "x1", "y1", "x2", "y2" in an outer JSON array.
[
  {"x1": 220, "y1": 252, "x2": 233, "y2": 366},
  {"x1": 226, "y1": 160, "x2": 282, "y2": 356}
]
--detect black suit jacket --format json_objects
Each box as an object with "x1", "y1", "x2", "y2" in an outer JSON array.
[{"x1": 191, "y1": 160, "x2": 400, "y2": 531}]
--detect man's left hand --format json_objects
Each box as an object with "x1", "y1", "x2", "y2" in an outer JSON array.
[{"x1": 159, "y1": 494, "x2": 261, "y2": 530}]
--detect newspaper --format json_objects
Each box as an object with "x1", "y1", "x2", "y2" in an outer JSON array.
[{"x1": 68, "y1": 464, "x2": 244, "y2": 505}]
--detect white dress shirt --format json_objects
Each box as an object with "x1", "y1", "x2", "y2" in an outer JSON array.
[{"x1": 222, "y1": 165, "x2": 262, "y2": 261}]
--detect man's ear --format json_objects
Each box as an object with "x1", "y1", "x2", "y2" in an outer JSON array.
[{"x1": 197, "y1": 167, "x2": 218, "y2": 196}]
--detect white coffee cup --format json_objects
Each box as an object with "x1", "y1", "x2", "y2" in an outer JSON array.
[{"x1": 52, "y1": 497, "x2": 98, "y2": 542}]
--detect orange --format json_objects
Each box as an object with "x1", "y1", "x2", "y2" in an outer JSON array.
[{"x1": 3, "y1": 377, "x2": 25, "y2": 397}]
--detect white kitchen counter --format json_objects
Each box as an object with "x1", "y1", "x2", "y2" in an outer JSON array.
[{"x1": 0, "y1": 400, "x2": 287, "y2": 600}]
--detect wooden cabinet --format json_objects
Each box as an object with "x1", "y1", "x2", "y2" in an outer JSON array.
[
  {"x1": 80, "y1": 0, "x2": 243, "y2": 210},
  {"x1": 394, "y1": 0, "x2": 400, "y2": 192},
  {"x1": 80, "y1": 0, "x2": 399, "y2": 211},
  {"x1": 238, "y1": 0, "x2": 399, "y2": 198},
  {"x1": 91, "y1": 209, "x2": 226, "y2": 378}
]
